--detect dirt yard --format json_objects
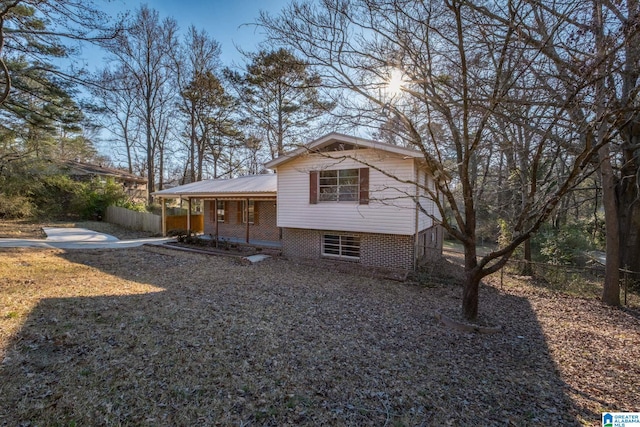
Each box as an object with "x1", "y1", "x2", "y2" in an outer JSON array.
[{"x1": 0, "y1": 245, "x2": 638, "y2": 426}]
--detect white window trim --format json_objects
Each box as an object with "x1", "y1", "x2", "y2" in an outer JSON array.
[
  {"x1": 318, "y1": 168, "x2": 359, "y2": 202},
  {"x1": 242, "y1": 200, "x2": 255, "y2": 224},
  {"x1": 216, "y1": 200, "x2": 225, "y2": 223},
  {"x1": 322, "y1": 234, "x2": 361, "y2": 260}
]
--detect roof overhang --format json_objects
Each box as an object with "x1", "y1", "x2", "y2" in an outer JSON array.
[
  {"x1": 152, "y1": 175, "x2": 277, "y2": 199},
  {"x1": 264, "y1": 132, "x2": 427, "y2": 169}
]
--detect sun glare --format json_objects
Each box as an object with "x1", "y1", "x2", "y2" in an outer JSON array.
[{"x1": 387, "y1": 69, "x2": 405, "y2": 97}]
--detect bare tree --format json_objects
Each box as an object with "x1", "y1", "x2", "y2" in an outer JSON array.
[
  {"x1": 477, "y1": 0, "x2": 640, "y2": 304},
  {"x1": 91, "y1": 66, "x2": 142, "y2": 174},
  {"x1": 103, "y1": 5, "x2": 179, "y2": 204},
  {"x1": 261, "y1": 0, "x2": 607, "y2": 320},
  {"x1": 173, "y1": 26, "x2": 223, "y2": 182}
]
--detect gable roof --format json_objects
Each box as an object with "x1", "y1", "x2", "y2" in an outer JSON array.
[
  {"x1": 152, "y1": 174, "x2": 277, "y2": 199},
  {"x1": 264, "y1": 132, "x2": 427, "y2": 169}
]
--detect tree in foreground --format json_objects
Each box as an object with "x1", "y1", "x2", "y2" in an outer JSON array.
[
  {"x1": 474, "y1": 0, "x2": 640, "y2": 305},
  {"x1": 260, "y1": 0, "x2": 628, "y2": 320},
  {"x1": 0, "y1": 0, "x2": 117, "y2": 218}
]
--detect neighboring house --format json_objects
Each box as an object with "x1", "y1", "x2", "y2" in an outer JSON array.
[
  {"x1": 153, "y1": 133, "x2": 443, "y2": 270},
  {"x1": 62, "y1": 160, "x2": 148, "y2": 202},
  {"x1": 265, "y1": 133, "x2": 443, "y2": 270},
  {"x1": 152, "y1": 174, "x2": 279, "y2": 245}
]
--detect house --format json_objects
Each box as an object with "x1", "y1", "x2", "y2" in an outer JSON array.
[
  {"x1": 152, "y1": 174, "x2": 279, "y2": 246},
  {"x1": 62, "y1": 160, "x2": 148, "y2": 202},
  {"x1": 264, "y1": 133, "x2": 443, "y2": 270},
  {"x1": 153, "y1": 133, "x2": 443, "y2": 270}
]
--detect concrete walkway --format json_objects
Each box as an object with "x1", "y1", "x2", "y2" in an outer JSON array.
[{"x1": 0, "y1": 228, "x2": 174, "y2": 249}]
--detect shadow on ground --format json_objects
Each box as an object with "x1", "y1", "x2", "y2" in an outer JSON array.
[{"x1": 0, "y1": 247, "x2": 581, "y2": 426}]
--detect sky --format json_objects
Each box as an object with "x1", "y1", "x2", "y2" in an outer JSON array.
[
  {"x1": 82, "y1": 0, "x2": 291, "y2": 69},
  {"x1": 73, "y1": 0, "x2": 293, "y2": 165}
]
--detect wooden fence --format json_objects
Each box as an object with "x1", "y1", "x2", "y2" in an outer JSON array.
[
  {"x1": 106, "y1": 206, "x2": 205, "y2": 235},
  {"x1": 105, "y1": 206, "x2": 162, "y2": 234},
  {"x1": 165, "y1": 214, "x2": 204, "y2": 233}
]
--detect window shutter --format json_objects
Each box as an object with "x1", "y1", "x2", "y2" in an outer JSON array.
[
  {"x1": 253, "y1": 201, "x2": 259, "y2": 225},
  {"x1": 310, "y1": 171, "x2": 318, "y2": 204},
  {"x1": 359, "y1": 168, "x2": 369, "y2": 205},
  {"x1": 223, "y1": 202, "x2": 228, "y2": 223},
  {"x1": 237, "y1": 201, "x2": 243, "y2": 223}
]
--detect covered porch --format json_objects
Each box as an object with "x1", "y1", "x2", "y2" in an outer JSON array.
[{"x1": 152, "y1": 175, "x2": 280, "y2": 247}]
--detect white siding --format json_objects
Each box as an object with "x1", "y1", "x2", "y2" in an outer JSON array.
[
  {"x1": 276, "y1": 148, "x2": 423, "y2": 235},
  {"x1": 417, "y1": 171, "x2": 441, "y2": 231}
]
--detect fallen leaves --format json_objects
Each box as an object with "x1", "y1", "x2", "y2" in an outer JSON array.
[{"x1": 0, "y1": 246, "x2": 637, "y2": 426}]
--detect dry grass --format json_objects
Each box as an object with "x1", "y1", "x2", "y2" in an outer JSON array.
[
  {"x1": 0, "y1": 246, "x2": 638, "y2": 426},
  {"x1": 0, "y1": 219, "x2": 157, "y2": 240}
]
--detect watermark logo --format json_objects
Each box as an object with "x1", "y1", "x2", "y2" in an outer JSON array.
[{"x1": 603, "y1": 412, "x2": 640, "y2": 427}]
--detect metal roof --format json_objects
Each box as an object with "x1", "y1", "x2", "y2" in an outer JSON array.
[{"x1": 152, "y1": 174, "x2": 277, "y2": 199}]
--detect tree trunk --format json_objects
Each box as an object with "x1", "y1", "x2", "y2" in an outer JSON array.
[
  {"x1": 521, "y1": 239, "x2": 533, "y2": 276},
  {"x1": 146, "y1": 134, "x2": 154, "y2": 205},
  {"x1": 617, "y1": 155, "x2": 640, "y2": 284},
  {"x1": 617, "y1": 122, "x2": 640, "y2": 284},
  {"x1": 617, "y1": 0, "x2": 640, "y2": 287},
  {"x1": 462, "y1": 268, "x2": 482, "y2": 321},
  {"x1": 594, "y1": 0, "x2": 620, "y2": 306},
  {"x1": 158, "y1": 141, "x2": 164, "y2": 191},
  {"x1": 190, "y1": 102, "x2": 196, "y2": 183},
  {"x1": 462, "y1": 244, "x2": 481, "y2": 320},
  {"x1": 600, "y1": 144, "x2": 620, "y2": 306}
]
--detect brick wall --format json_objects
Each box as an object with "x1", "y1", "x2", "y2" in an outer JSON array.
[
  {"x1": 282, "y1": 228, "x2": 416, "y2": 270},
  {"x1": 203, "y1": 200, "x2": 280, "y2": 243},
  {"x1": 282, "y1": 228, "x2": 321, "y2": 259},
  {"x1": 361, "y1": 232, "x2": 415, "y2": 270}
]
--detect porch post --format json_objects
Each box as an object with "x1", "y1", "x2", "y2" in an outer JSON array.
[
  {"x1": 161, "y1": 198, "x2": 167, "y2": 236},
  {"x1": 187, "y1": 198, "x2": 192, "y2": 232},
  {"x1": 245, "y1": 197, "x2": 250, "y2": 244}
]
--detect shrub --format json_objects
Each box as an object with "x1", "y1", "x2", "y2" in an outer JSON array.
[
  {"x1": 497, "y1": 218, "x2": 523, "y2": 259},
  {"x1": 71, "y1": 178, "x2": 132, "y2": 220},
  {"x1": 534, "y1": 225, "x2": 591, "y2": 266},
  {"x1": 0, "y1": 194, "x2": 34, "y2": 219},
  {"x1": 117, "y1": 200, "x2": 147, "y2": 212},
  {"x1": 30, "y1": 174, "x2": 84, "y2": 219}
]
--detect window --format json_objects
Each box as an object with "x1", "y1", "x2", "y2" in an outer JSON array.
[
  {"x1": 319, "y1": 169, "x2": 359, "y2": 202},
  {"x1": 243, "y1": 200, "x2": 255, "y2": 224},
  {"x1": 310, "y1": 168, "x2": 368, "y2": 205},
  {"x1": 322, "y1": 234, "x2": 361, "y2": 260},
  {"x1": 216, "y1": 201, "x2": 225, "y2": 223}
]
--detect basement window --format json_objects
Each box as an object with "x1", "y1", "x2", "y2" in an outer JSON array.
[{"x1": 322, "y1": 234, "x2": 360, "y2": 260}]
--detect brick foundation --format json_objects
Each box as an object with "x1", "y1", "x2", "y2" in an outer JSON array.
[{"x1": 282, "y1": 228, "x2": 420, "y2": 270}]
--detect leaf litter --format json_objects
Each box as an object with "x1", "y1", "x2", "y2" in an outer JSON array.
[{"x1": 0, "y1": 246, "x2": 638, "y2": 426}]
